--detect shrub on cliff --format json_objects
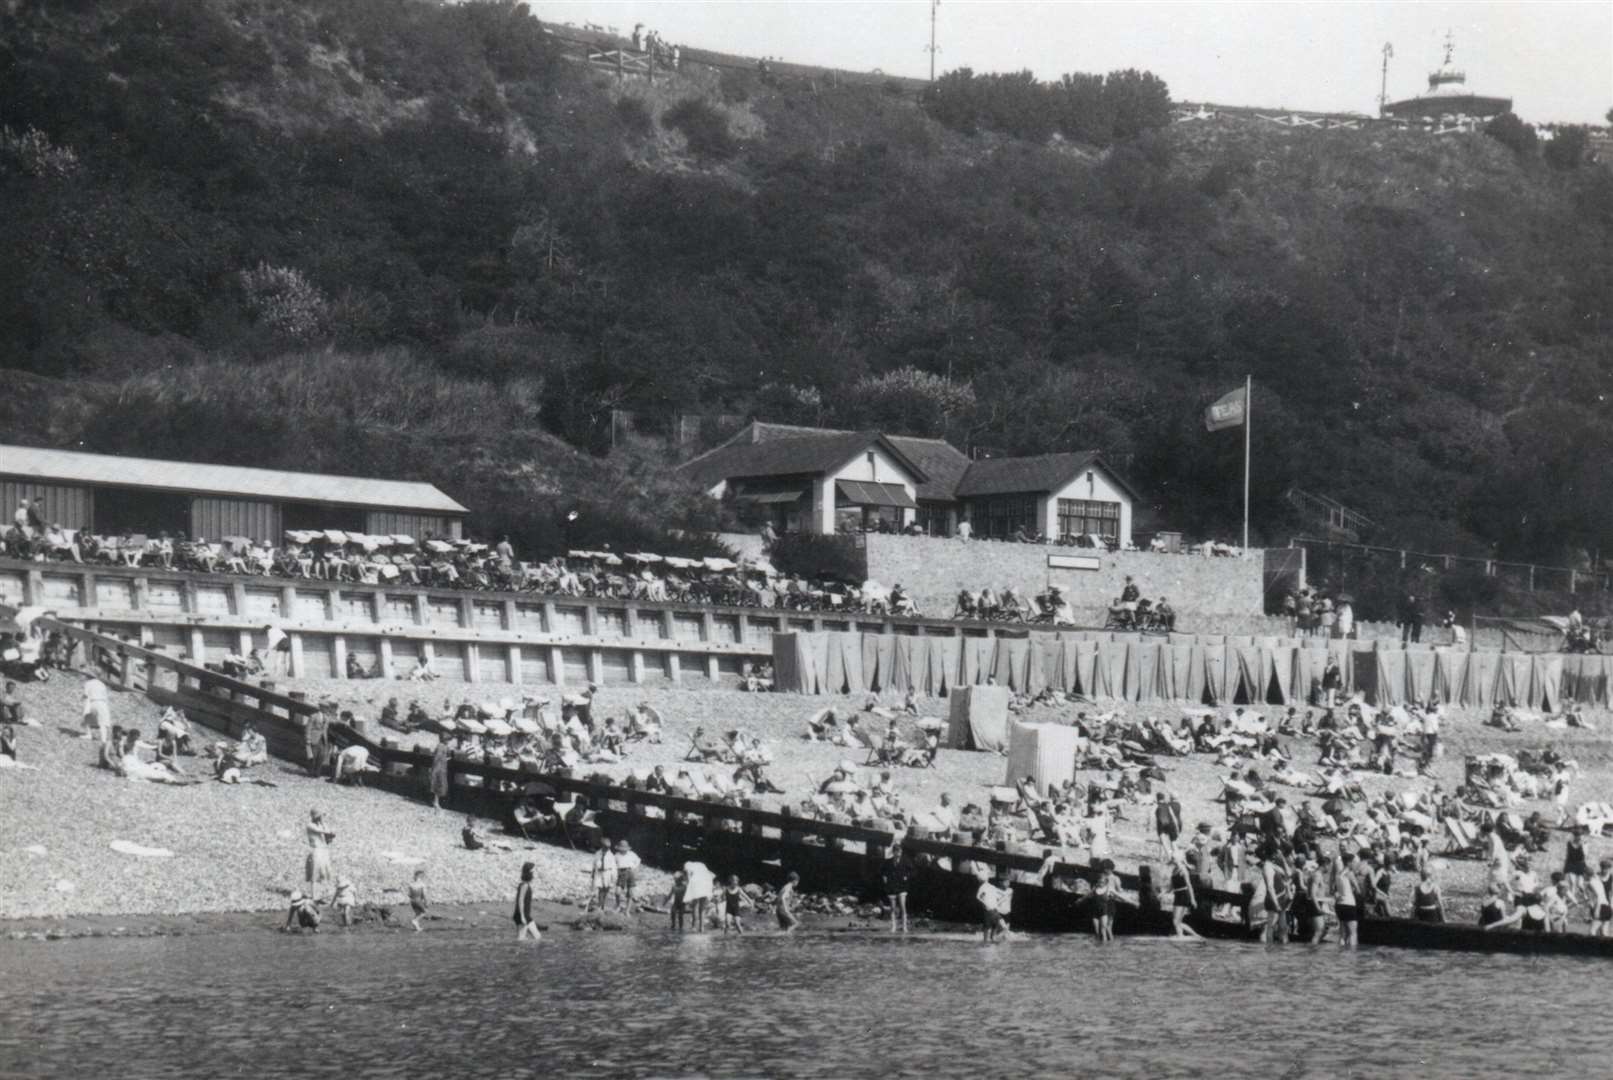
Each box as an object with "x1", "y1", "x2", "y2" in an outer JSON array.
[{"x1": 664, "y1": 98, "x2": 739, "y2": 161}]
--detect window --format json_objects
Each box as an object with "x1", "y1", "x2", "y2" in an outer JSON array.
[
  {"x1": 1057, "y1": 498, "x2": 1120, "y2": 542},
  {"x1": 969, "y1": 496, "x2": 1038, "y2": 540},
  {"x1": 915, "y1": 500, "x2": 952, "y2": 537}
]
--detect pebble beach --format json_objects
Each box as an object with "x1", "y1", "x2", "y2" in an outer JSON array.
[{"x1": 3, "y1": 669, "x2": 1609, "y2": 930}]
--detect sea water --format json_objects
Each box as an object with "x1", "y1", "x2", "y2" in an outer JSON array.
[{"x1": 2, "y1": 929, "x2": 1609, "y2": 1078}]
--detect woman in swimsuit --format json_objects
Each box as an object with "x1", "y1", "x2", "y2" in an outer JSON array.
[
  {"x1": 1411, "y1": 866, "x2": 1445, "y2": 923},
  {"x1": 1169, "y1": 855, "x2": 1200, "y2": 938},
  {"x1": 1562, "y1": 827, "x2": 1591, "y2": 902},
  {"x1": 1332, "y1": 850, "x2": 1359, "y2": 950},
  {"x1": 514, "y1": 861, "x2": 541, "y2": 942},
  {"x1": 1093, "y1": 860, "x2": 1120, "y2": 943},
  {"x1": 1589, "y1": 859, "x2": 1612, "y2": 937},
  {"x1": 720, "y1": 874, "x2": 748, "y2": 935}
]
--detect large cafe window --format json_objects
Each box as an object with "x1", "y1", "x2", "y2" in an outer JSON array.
[
  {"x1": 1058, "y1": 498, "x2": 1120, "y2": 542},
  {"x1": 970, "y1": 496, "x2": 1038, "y2": 539}
]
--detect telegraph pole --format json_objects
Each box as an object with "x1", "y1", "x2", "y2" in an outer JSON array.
[
  {"x1": 927, "y1": 0, "x2": 940, "y2": 81},
  {"x1": 1378, "y1": 42, "x2": 1393, "y2": 113}
]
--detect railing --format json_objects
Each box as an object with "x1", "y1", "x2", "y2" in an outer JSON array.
[
  {"x1": 1284, "y1": 488, "x2": 1374, "y2": 541},
  {"x1": 1290, "y1": 536, "x2": 1610, "y2": 595}
]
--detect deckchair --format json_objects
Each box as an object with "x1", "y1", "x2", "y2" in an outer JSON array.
[{"x1": 1442, "y1": 818, "x2": 1484, "y2": 858}]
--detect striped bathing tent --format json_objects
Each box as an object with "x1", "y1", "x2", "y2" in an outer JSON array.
[{"x1": 770, "y1": 632, "x2": 1612, "y2": 710}]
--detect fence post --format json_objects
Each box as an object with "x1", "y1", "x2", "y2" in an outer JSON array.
[
  {"x1": 1399, "y1": 549, "x2": 1406, "y2": 570},
  {"x1": 648, "y1": 46, "x2": 655, "y2": 84},
  {"x1": 1568, "y1": 570, "x2": 1575, "y2": 594},
  {"x1": 616, "y1": 49, "x2": 623, "y2": 79},
  {"x1": 1528, "y1": 565, "x2": 1535, "y2": 592}
]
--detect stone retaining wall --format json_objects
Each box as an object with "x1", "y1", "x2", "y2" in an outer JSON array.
[{"x1": 863, "y1": 534, "x2": 1265, "y2": 621}]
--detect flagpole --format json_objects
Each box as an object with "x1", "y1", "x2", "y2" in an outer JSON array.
[{"x1": 1243, "y1": 374, "x2": 1251, "y2": 552}]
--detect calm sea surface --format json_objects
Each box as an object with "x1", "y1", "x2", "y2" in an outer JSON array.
[{"x1": 2, "y1": 928, "x2": 1610, "y2": 1079}]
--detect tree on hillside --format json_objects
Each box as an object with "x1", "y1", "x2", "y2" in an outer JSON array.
[
  {"x1": 1484, "y1": 112, "x2": 1537, "y2": 158},
  {"x1": 1543, "y1": 126, "x2": 1590, "y2": 170},
  {"x1": 1104, "y1": 69, "x2": 1172, "y2": 141},
  {"x1": 848, "y1": 366, "x2": 976, "y2": 437}
]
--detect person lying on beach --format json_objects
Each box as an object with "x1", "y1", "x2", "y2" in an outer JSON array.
[{"x1": 282, "y1": 891, "x2": 321, "y2": 933}]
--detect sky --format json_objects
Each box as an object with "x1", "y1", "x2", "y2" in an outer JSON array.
[{"x1": 531, "y1": 1, "x2": 1612, "y2": 124}]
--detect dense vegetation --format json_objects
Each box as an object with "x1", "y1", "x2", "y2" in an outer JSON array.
[{"x1": 1, "y1": 0, "x2": 1609, "y2": 573}]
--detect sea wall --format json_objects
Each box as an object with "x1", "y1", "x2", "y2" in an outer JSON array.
[{"x1": 862, "y1": 535, "x2": 1265, "y2": 621}]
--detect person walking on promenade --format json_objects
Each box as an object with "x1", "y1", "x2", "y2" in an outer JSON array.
[{"x1": 514, "y1": 862, "x2": 541, "y2": 943}]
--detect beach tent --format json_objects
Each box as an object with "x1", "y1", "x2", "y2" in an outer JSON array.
[
  {"x1": 1004, "y1": 721, "x2": 1082, "y2": 795},
  {"x1": 927, "y1": 636, "x2": 956, "y2": 697},
  {"x1": 1461, "y1": 650, "x2": 1498, "y2": 709},
  {"x1": 1172, "y1": 645, "x2": 1205, "y2": 704},
  {"x1": 1327, "y1": 643, "x2": 1355, "y2": 698},
  {"x1": 1494, "y1": 653, "x2": 1531, "y2": 707},
  {"x1": 823, "y1": 632, "x2": 848, "y2": 694},
  {"x1": 946, "y1": 685, "x2": 1010, "y2": 752},
  {"x1": 1564, "y1": 654, "x2": 1609, "y2": 706},
  {"x1": 874, "y1": 636, "x2": 897, "y2": 692},
  {"x1": 771, "y1": 633, "x2": 813, "y2": 693},
  {"x1": 1119, "y1": 639, "x2": 1143, "y2": 702},
  {"x1": 1026, "y1": 637, "x2": 1052, "y2": 698},
  {"x1": 1232, "y1": 644, "x2": 1266, "y2": 705},
  {"x1": 1073, "y1": 642, "x2": 1099, "y2": 698},
  {"x1": 1290, "y1": 648, "x2": 1316, "y2": 706},
  {"x1": 1202, "y1": 646, "x2": 1228, "y2": 705},
  {"x1": 1092, "y1": 640, "x2": 1127, "y2": 700},
  {"x1": 1268, "y1": 645, "x2": 1295, "y2": 703},
  {"x1": 992, "y1": 637, "x2": 1030, "y2": 691},
  {"x1": 1373, "y1": 648, "x2": 1407, "y2": 707},
  {"x1": 1530, "y1": 653, "x2": 1563, "y2": 713},
  {"x1": 839, "y1": 633, "x2": 866, "y2": 694},
  {"x1": 1405, "y1": 649, "x2": 1436, "y2": 704},
  {"x1": 1433, "y1": 650, "x2": 1468, "y2": 706},
  {"x1": 1132, "y1": 640, "x2": 1161, "y2": 702},
  {"x1": 861, "y1": 634, "x2": 881, "y2": 692}
]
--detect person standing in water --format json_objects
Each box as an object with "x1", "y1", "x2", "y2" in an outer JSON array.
[
  {"x1": 1169, "y1": 854, "x2": 1200, "y2": 938},
  {"x1": 1411, "y1": 866, "x2": 1445, "y2": 923},
  {"x1": 514, "y1": 862, "x2": 541, "y2": 943},
  {"x1": 881, "y1": 843, "x2": 911, "y2": 933},
  {"x1": 1332, "y1": 849, "x2": 1360, "y2": 950},
  {"x1": 408, "y1": 869, "x2": 429, "y2": 932},
  {"x1": 305, "y1": 810, "x2": 336, "y2": 900},
  {"x1": 720, "y1": 875, "x2": 749, "y2": 934},
  {"x1": 1092, "y1": 860, "x2": 1119, "y2": 943},
  {"x1": 775, "y1": 871, "x2": 801, "y2": 933}
]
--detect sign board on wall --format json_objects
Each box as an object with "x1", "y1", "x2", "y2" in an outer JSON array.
[{"x1": 1047, "y1": 554, "x2": 1102, "y2": 572}]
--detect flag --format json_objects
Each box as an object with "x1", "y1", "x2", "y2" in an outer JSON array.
[{"x1": 1204, "y1": 387, "x2": 1246, "y2": 432}]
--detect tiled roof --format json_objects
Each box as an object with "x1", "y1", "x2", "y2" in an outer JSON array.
[
  {"x1": 954, "y1": 451, "x2": 1104, "y2": 497},
  {"x1": 679, "y1": 421, "x2": 1138, "y2": 503},
  {"x1": 0, "y1": 444, "x2": 467, "y2": 514},
  {"x1": 885, "y1": 436, "x2": 972, "y2": 502},
  {"x1": 679, "y1": 431, "x2": 927, "y2": 490}
]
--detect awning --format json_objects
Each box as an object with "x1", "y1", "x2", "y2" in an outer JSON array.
[
  {"x1": 835, "y1": 480, "x2": 916, "y2": 509},
  {"x1": 735, "y1": 490, "x2": 804, "y2": 505}
]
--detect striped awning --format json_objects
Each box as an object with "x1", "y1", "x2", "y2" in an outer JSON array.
[{"x1": 835, "y1": 480, "x2": 916, "y2": 509}]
